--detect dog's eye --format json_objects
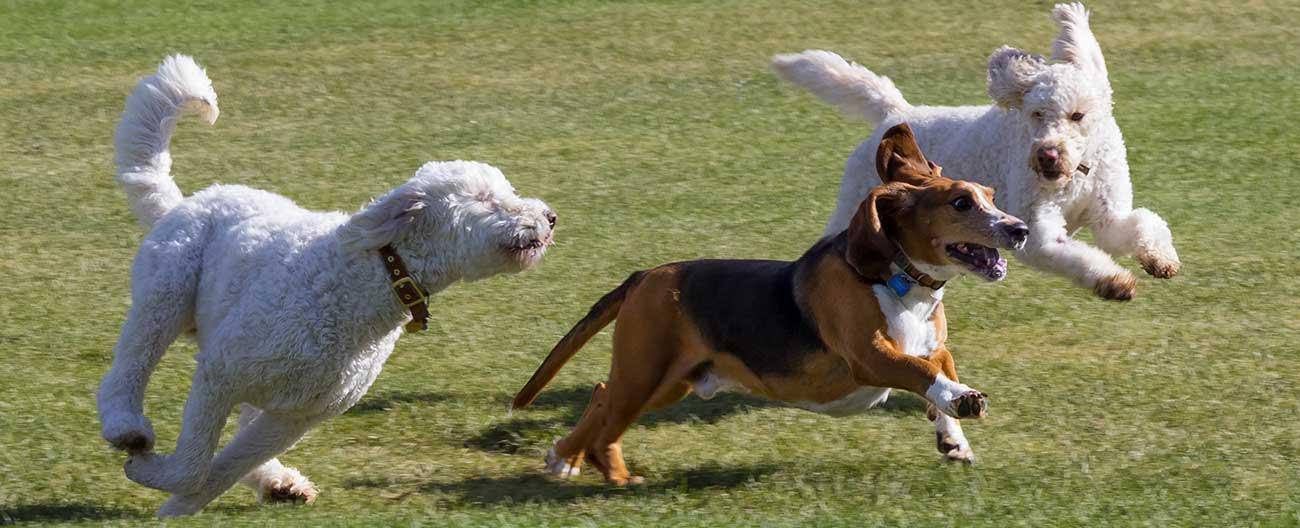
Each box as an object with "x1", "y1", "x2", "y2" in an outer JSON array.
[
  {"x1": 951, "y1": 197, "x2": 972, "y2": 212},
  {"x1": 1031, "y1": 111, "x2": 1045, "y2": 120},
  {"x1": 1070, "y1": 112, "x2": 1085, "y2": 122}
]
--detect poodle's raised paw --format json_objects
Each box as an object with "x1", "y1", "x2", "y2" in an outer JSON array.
[
  {"x1": 101, "y1": 413, "x2": 155, "y2": 454},
  {"x1": 1095, "y1": 272, "x2": 1137, "y2": 301}
]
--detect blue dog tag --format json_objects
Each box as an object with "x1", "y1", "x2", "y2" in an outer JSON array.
[{"x1": 887, "y1": 273, "x2": 913, "y2": 298}]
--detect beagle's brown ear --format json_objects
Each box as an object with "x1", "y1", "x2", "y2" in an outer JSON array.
[
  {"x1": 845, "y1": 184, "x2": 913, "y2": 276},
  {"x1": 875, "y1": 123, "x2": 937, "y2": 186}
]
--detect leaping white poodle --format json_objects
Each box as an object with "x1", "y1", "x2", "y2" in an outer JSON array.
[
  {"x1": 773, "y1": 3, "x2": 1179, "y2": 300},
  {"x1": 97, "y1": 55, "x2": 557, "y2": 517}
]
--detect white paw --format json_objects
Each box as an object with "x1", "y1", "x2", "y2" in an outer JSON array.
[
  {"x1": 101, "y1": 413, "x2": 155, "y2": 454},
  {"x1": 544, "y1": 447, "x2": 580, "y2": 478},
  {"x1": 258, "y1": 467, "x2": 318, "y2": 504}
]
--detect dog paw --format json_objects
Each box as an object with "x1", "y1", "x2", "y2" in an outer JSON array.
[
  {"x1": 949, "y1": 391, "x2": 988, "y2": 419},
  {"x1": 1140, "y1": 256, "x2": 1180, "y2": 279},
  {"x1": 544, "y1": 447, "x2": 581, "y2": 478},
  {"x1": 102, "y1": 414, "x2": 155, "y2": 454},
  {"x1": 937, "y1": 438, "x2": 976, "y2": 464},
  {"x1": 260, "y1": 468, "x2": 317, "y2": 505},
  {"x1": 1094, "y1": 272, "x2": 1137, "y2": 301}
]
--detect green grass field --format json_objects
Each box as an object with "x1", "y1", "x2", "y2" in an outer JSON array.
[{"x1": 2, "y1": 0, "x2": 1298, "y2": 525}]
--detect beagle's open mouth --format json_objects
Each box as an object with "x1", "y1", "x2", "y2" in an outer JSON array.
[{"x1": 945, "y1": 242, "x2": 1007, "y2": 281}]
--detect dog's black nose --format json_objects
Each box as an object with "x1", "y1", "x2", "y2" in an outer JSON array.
[
  {"x1": 544, "y1": 209, "x2": 557, "y2": 228},
  {"x1": 1004, "y1": 222, "x2": 1029, "y2": 246}
]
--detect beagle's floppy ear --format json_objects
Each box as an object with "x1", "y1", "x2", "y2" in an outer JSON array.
[
  {"x1": 845, "y1": 183, "x2": 914, "y2": 276},
  {"x1": 875, "y1": 123, "x2": 937, "y2": 186}
]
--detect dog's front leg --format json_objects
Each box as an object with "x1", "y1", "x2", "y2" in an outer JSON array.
[
  {"x1": 1091, "y1": 207, "x2": 1181, "y2": 279},
  {"x1": 1017, "y1": 205, "x2": 1136, "y2": 300},
  {"x1": 840, "y1": 333, "x2": 987, "y2": 420},
  {"x1": 925, "y1": 347, "x2": 974, "y2": 463}
]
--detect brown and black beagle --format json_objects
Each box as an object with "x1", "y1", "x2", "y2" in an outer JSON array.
[{"x1": 512, "y1": 123, "x2": 1029, "y2": 484}]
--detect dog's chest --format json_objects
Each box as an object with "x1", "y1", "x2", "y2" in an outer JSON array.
[{"x1": 871, "y1": 284, "x2": 943, "y2": 358}]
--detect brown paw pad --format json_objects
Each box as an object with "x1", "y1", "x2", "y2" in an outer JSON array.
[
  {"x1": 952, "y1": 391, "x2": 987, "y2": 419},
  {"x1": 1094, "y1": 273, "x2": 1137, "y2": 301}
]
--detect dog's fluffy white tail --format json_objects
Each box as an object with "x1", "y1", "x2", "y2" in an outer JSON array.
[
  {"x1": 114, "y1": 55, "x2": 219, "y2": 229},
  {"x1": 771, "y1": 50, "x2": 911, "y2": 125}
]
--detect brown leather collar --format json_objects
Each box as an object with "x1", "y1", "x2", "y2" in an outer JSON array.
[
  {"x1": 891, "y1": 246, "x2": 946, "y2": 291},
  {"x1": 378, "y1": 244, "x2": 429, "y2": 332}
]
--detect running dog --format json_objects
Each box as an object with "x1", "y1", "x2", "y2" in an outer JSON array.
[
  {"x1": 772, "y1": 3, "x2": 1179, "y2": 301},
  {"x1": 97, "y1": 55, "x2": 556, "y2": 517},
  {"x1": 512, "y1": 123, "x2": 1027, "y2": 485}
]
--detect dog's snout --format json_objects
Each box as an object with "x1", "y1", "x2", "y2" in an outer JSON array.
[
  {"x1": 1036, "y1": 147, "x2": 1059, "y2": 164},
  {"x1": 1003, "y1": 222, "x2": 1029, "y2": 247},
  {"x1": 544, "y1": 209, "x2": 557, "y2": 229}
]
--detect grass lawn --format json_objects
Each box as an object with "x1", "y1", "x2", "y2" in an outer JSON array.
[{"x1": 1, "y1": 0, "x2": 1298, "y2": 525}]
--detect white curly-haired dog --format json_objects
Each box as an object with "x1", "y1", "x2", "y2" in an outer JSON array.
[
  {"x1": 97, "y1": 55, "x2": 556, "y2": 517},
  {"x1": 772, "y1": 3, "x2": 1179, "y2": 300}
]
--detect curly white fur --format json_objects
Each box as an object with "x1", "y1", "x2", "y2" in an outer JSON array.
[
  {"x1": 97, "y1": 55, "x2": 556, "y2": 517},
  {"x1": 773, "y1": 3, "x2": 1180, "y2": 299}
]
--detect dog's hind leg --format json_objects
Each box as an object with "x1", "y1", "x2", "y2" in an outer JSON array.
[
  {"x1": 584, "y1": 355, "x2": 697, "y2": 486},
  {"x1": 156, "y1": 411, "x2": 318, "y2": 518},
  {"x1": 98, "y1": 230, "x2": 204, "y2": 453},
  {"x1": 124, "y1": 368, "x2": 232, "y2": 495},
  {"x1": 546, "y1": 382, "x2": 608, "y2": 479},
  {"x1": 235, "y1": 404, "x2": 318, "y2": 504}
]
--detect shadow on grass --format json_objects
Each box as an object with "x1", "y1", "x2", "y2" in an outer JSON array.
[
  {"x1": 0, "y1": 503, "x2": 147, "y2": 524},
  {"x1": 468, "y1": 384, "x2": 931, "y2": 454},
  {"x1": 346, "y1": 463, "x2": 779, "y2": 506},
  {"x1": 467, "y1": 385, "x2": 783, "y2": 454},
  {"x1": 347, "y1": 390, "x2": 452, "y2": 414}
]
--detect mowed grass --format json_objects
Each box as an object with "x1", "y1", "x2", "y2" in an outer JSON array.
[{"x1": 1, "y1": 0, "x2": 1298, "y2": 525}]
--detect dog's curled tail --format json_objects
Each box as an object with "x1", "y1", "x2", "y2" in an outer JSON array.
[
  {"x1": 511, "y1": 272, "x2": 644, "y2": 411},
  {"x1": 114, "y1": 54, "x2": 219, "y2": 229},
  {"x1": 771, "y1": 50, "x2": 911, "y2": 125}
]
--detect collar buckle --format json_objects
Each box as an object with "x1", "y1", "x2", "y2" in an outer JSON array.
[{"x1": 379, "y1": 244, "x2": 430, "y2": 333}]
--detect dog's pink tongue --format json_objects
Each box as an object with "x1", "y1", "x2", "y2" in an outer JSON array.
[{"x1": 987, "y1": 258, "x2": 1009, "y2": 281}]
